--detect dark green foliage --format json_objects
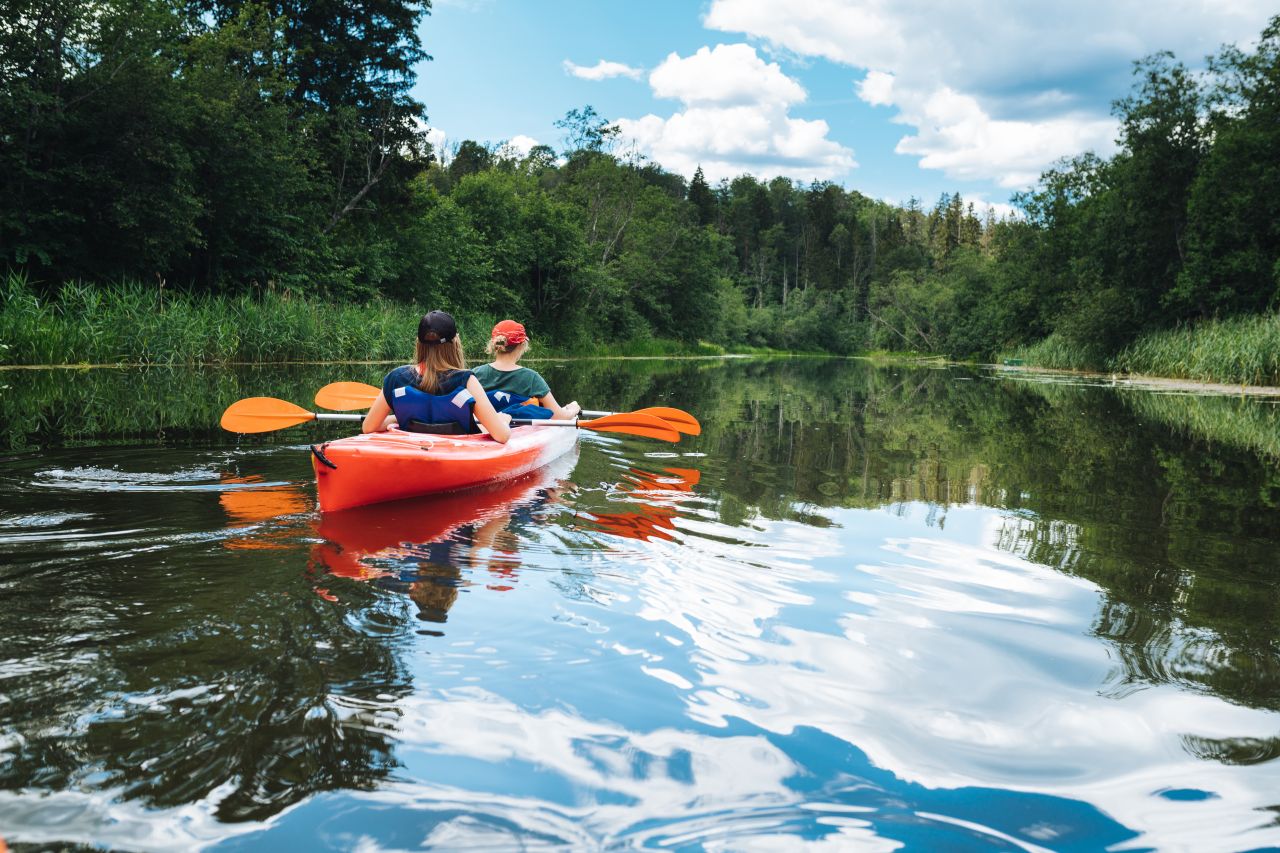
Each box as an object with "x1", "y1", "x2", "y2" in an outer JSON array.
[
  {"x1": 688, "y1": 167, "x2": 717, "y2": 227},
  {"x1": 0, "y1": 0, "x2": 431, "y2": 294},
  {"x1": 448, "y1": 140, "x2": 493, "y2": 183},
  {"x1": 3, "y1": 11, "x2": 1278, "y2": 378},
  {"x1": 1172, "y1": 19, "x2": 1280, "y2": 319}
]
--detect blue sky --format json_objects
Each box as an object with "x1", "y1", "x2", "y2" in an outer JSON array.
[{"x1": 413, "y1": 0, "x2": 1274, "y2": 214}]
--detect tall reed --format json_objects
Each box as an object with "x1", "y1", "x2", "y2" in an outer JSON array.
[
  {"x1": 0, "y1": 274, "x2": 737, "y2": 365},
  {"x1": 1001, "y1": 334, "x2": 1109, "y2": 372},
  {"x1": 0, "y1": 274, "x2": 497, "y2": 365},
  {"x1": 1115, "y1": 314, "x2": 1280, "y2": 386}
]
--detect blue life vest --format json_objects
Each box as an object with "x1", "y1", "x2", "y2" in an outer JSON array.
[
  {"x1": 485, "y1": 389, "x2": 553, "y2": 421},
  {"x1": 390, "y1": 382, "x2": 477, "y2": 434}
]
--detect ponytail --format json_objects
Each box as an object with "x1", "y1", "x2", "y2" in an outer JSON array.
[
  {"x1": 486, "y1": 335, "x2": 528, "y2": 357},
  {"x1": 414, "y1": 335, "x2": 467, "y2": 393}
]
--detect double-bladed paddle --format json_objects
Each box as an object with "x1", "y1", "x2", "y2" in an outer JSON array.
[
  {"x1": 313, "y1": 382, "x2": 701, "y2": 435},
  {"x1": 313, "y1": 381, "x2": 383, "y2": 411},
  {"x1": 581, "y1": 406, "x2": 700, "y2": 435},
  {"x1": 219, "y1": 397, "x2": 681, "y2": 441},
  {"x1": 220, "y1": 397, "x2": 361, "y2": 433}
]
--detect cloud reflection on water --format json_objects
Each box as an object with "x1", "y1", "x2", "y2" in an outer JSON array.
[{"x1": 609, "y1": 503, "x2": 1280, "y2": 851}]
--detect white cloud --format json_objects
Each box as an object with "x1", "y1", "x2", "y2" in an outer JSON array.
[
  {"x1": 706, "y1": 0, "x2": 1274, "y2": 93},
  {"x1": 856, "y1": 70, "x2": 894, "y2": 107},
  {"x1": 563, "y1": 59, "x2": 643, "y2": 81},
  {"x1": 423, "y1": 126, "x2": 448, "y2": 153},
  {"x1": 706, "y1": 0, "x2": 1277, "y2": 188},
  {"x1": 892, "y1": 86, "x2": 1116, "y2": 189},
  {"x1": 616, "y1": 44, "x2": 856, "y2": 183},
  {"x1": 649, "y1": 44, "x2": 805, "y2": 108},
  {"x1": 967, "y1": 197, "x2": 1022, "y2": 222},
  {"x1": 503, "y1": 134, "x2": 541, "y2": 158}
]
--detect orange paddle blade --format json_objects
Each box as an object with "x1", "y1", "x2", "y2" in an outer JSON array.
[
  {"x1": 220, "y1": 397, "x2": 317, "y2": 433},
  {"x1": 634, "y1": 407, "x2": 701, "y2": 435},
  {"x1": 315, "y1": 381, "x2": 381, "y2": 411},
  {"x1": 578, "y1": 412, "x2": 681, "y2": 443}
]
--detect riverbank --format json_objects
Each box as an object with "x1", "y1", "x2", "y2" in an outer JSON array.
[
  {"x1": 0, "y1": 276, "x2": 757, "y2": 366},
  {"x1": 1003, "y1": 312, "x2": 1280, "y2": 389},
  {"x1": 992, "y1": 363, "x2": 1280, "y2": 398},
  {"x1": 8, "y1": 273, "x2": 1277, "y2": 392}
]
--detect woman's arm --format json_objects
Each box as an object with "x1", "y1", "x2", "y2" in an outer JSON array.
[
  {"x1": 469, "y1": 376, "x2": 512, "y2": 442},
  {"x1": 362, "y1": 394, "x2": 396, "y2": 433},
  {"x1": 540, "y1": 391, "x2": 581, "y2": 420}
]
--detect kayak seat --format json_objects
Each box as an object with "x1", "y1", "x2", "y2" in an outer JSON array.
[{"x1": 407, "y1": 420, "x2": 467, "y2": 435}]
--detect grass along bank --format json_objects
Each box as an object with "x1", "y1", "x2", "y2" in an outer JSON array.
[
  {"x1": 0, "y1": 275, "x2": 733, "y2": 366},
  {"x1": 1003, "y1": 313, "x2": 1280, "y2": 387},
  {"x1": 1114, "y1": 313, "x2": 1280, "y2": 387}
]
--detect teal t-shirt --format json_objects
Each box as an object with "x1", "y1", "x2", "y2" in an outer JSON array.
[{"x1": 473, "y1": 364, "x2": 551, "y2": 400}]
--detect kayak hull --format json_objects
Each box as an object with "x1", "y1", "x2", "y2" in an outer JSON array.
[{"x1": 312, "y1": 425, "x2": 578, "y2": 512}]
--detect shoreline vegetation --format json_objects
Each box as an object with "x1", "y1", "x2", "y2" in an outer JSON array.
[
  {"x1": 4, "y1": 8, "x2": 1277, "y2": 387},
  {"x1": 0, "y1": 274, "x2": 776, "y2": 366},
  {"x1": 4, "y1": 275, "x2": 1278, "y2": 393},
  {"x1": 1002, "y1": 310, "x2": 1280, "y2": 389}
]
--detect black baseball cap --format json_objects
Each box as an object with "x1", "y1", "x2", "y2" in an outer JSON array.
[{"x1": 418, "y1": 310, "x2": 457, "y2": 343}]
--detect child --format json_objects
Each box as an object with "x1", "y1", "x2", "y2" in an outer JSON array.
[
  {"x1": 362, "y1": 310, "x2": 512, "y2": 441},
  {"x1": 473, "y1": 320, "x2": 580, "y2": 420}
]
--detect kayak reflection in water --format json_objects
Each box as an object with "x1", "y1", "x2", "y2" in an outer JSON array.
[
  {"x1": 395, "y1": 505, "x2": 536, "y2": 624},
  {"x1": 308, "y1": 459, "x2": 702, "y2": 625},
  {"x1": 310, "y1": 453, "x2": 577, "y2": 626}
]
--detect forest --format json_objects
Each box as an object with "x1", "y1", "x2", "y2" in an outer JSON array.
[{"x1": 2, "y1": 2, "x2": 1278, "y2": 378}]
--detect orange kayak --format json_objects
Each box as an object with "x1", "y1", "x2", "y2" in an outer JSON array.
[{"x1": 311, "y1": 425, "x2": 578, "y2": 512}]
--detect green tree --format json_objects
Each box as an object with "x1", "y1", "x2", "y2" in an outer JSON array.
[
  {"x1": 196, "y1": 0, "x2": 431, "y2": 231},
  {"x1": 1172, "y1": 16, "x2": 1280, "y2": 318},
  {"x1": 0, "y1": 0, "x2": 201, "y2": 279},
  {"x1": 688, "y1": 166, "x2": 717, "y2": 227},
  {"x1": 448, "y1": 140, "x2": 493, "y2": 184},
  {"x1": 177, "y1": 4, "x2": 325, "y2": 291},
  {"x1": 555, "y1": 105, "x2": 620, "y2": 155},
  {"x1": 1108, "y1": 52, "x2": 1206, "y2": 322}
]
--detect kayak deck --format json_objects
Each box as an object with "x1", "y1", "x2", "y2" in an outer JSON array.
[{"x1": 312, "y1": 425, "x2": 578, "y2": 512}]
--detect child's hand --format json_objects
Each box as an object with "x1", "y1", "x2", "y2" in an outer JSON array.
[{"x1": 564, "y1": 401, "x2": 581, "y2": 417}]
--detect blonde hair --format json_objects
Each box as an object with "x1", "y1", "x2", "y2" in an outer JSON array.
[
  {"x1": 414, "y1": 335, "x2": 467, "y2": 393},
  {"x1": 485, "y1": 335, "x2": 529, "y2": 357}
]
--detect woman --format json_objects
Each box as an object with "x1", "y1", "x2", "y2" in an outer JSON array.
[
  {"x1": 474, "y1": 320, "x2": 580, "y2": 420},
  {"x1": 362, "y1": 311, "x2": 512, "y2": 442}
]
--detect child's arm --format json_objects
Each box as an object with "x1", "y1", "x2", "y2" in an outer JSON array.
[
  {"x1": 362, "y1": 394, "x2": 397, "y2": 433},
  {"x1": 540, "y1": 391, "x2": 581, "y2": 420},
  {"x1": 470, "y1": 376, "x2": 513, "y2": 442}
]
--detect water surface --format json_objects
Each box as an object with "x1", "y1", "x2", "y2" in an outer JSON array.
[{"x1": 1, "y1": 357, "x2": 1278, "y2": 850}]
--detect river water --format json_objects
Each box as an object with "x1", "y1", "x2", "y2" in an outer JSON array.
[{"x1": 0, "y1": 356, "x2": 1278, "y2": 851}]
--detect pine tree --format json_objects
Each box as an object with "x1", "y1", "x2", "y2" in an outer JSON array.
[{"x1": 688, "y1": 166, "x2": 717, "y2": 226}]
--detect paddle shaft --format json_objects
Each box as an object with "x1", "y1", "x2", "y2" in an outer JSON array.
[{"x1": 511, "y1": 418, "x2": 579, "y2": 426}]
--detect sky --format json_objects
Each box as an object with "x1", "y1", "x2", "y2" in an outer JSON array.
[{"x1": 413, "y1": 0, "x2": 1275, "y2": 215}]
